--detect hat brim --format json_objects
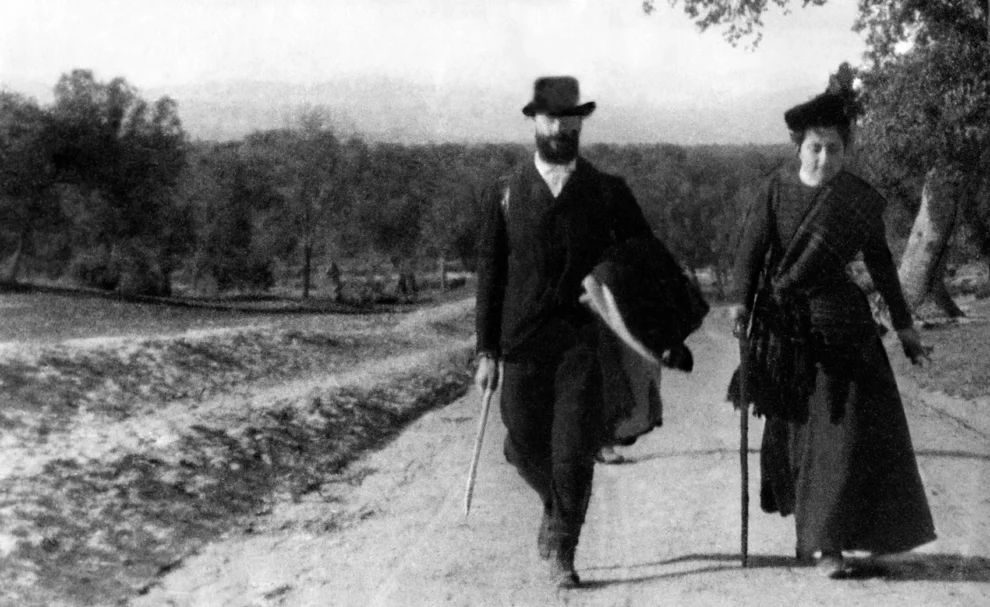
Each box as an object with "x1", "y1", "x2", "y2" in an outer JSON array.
[{"x1": 522, "y1": 101, "x2": 596, "y2": 118}]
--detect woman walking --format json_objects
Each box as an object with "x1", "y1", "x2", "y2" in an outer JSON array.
[{"x1": 731, "y1": 88, "x2": 937, "y2": 578}]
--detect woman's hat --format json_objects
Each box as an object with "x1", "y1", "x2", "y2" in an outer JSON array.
[
  {"x1": 522, "y1": 76, "x2": 596, "y2": 117},
  {"x1": 784, "y1": 92, "x2": 850, "y2": 132}
]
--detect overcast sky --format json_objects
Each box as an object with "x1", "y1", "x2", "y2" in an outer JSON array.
[{"x1": 0, "y1": 0, "x2": 869, "y2": 144}]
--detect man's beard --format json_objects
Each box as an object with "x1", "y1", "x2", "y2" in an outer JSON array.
[{"x1": 536, "y1": 131, "x2": 580, "y2": 164}]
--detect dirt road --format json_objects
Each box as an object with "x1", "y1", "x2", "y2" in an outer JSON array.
[{"x1": 136, "y1": 309, "x2": 990, "y2": 607}]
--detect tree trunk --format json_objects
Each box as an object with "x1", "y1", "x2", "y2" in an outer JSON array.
[
  {"x1": 931, "y1": 279, "x2": 965, "y2": 318},
  {"x1": 302, "y1": 242, "x2": 312, "y2": 299},
  {"x1": 0, "y1": 230, "x2": 26, "y2": 283},
  {"x1": 326, "y1": 260, "x2": 342, "y2": 302},
  {"x1": 438, "y1": 254, "x2": 447, "y2": 291},
  {"x1": 394, "y1": 256, "x2": 417, "y2": 302},
  {"x1": 897, "y1": 166, "x2": 964, "y2": 315}
]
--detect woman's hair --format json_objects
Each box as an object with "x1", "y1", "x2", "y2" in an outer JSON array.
[{"x1": 789, "y1": 123, "x2": 852, "y2": 148}]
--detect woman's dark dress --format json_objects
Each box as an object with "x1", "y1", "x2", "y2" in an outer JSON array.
[{"x1": 734, "y1": 165, "x2": 936, "y2": 556}]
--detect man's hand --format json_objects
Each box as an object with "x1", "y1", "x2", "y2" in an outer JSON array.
[
  {"x1": 898, "y1": 327, "x2": 933, "y2": 367},
  {"x1": 474, "y1": 354, "x2": 500, "y2": 393}
]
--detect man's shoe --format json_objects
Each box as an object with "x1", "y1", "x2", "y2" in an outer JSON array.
[
  {"x1": 537, "y1": 512, "x2": 552, "y2": 560},
  {"x1": 816, "y1": 551, "x2": 847, "y2": 579},
  {"x1": 548, "y1": 548, "x2": 580, "y2": 588},
  {"x1": 594, "y1": 445, "x2": 626, "y2": 465}
]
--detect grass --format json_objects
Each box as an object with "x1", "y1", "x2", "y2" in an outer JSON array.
[
  {"x1": 0, "y1": 283, "x2": 418, "y2": 346},
  {"x1": 891, "y1": 320, "x2": 990, "y2": 401},
  {"x1": 884, "y1": 295, "x2": 990, "y2": 400},
  {"x1": 0, "y1": 290, "x2": 285, "y2": 345}
]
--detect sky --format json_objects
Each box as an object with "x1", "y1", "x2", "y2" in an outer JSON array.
[{"x1": 0, "y1": 0, "x2": 871, "y2": 144}]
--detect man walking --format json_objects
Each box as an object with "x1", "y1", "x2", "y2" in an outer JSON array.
[{"x1": 474, "y1": 76, "x2": 654, "y2": 587}]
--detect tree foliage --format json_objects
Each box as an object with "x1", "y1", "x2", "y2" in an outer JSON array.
[
  {"x1": 652, "y1": 0, "x2": 990, "y2": 311},
  {"x1": 14, "y1": 58, "x2": 989, "y2": 303},
  {"x1": 243, "y1": 108, "x2": 353, "y2": 296},
  {"x1": 0, "y1": 92, "x2": 62, "y2": 281},
  {"x1": 46, "y1": 69, "x2": 188, "y2": 294},
  {"x1": 644, "y1": 0, "x2": 828, "y2": 46}
]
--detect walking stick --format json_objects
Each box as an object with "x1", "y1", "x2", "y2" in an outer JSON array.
[
  {"x1": 463, "y1": 385, "x2": 495, "y2": 517},
  {"x1": 736, "y1": 315, "x2": 751, "y2": 568}
]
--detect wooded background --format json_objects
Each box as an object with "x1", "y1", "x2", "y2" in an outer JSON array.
[{"x1": 2, "y1": 1, "x2": 989, "y2": 312}]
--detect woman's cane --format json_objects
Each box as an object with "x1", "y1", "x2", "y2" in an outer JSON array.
[
  {"x1": 735, "y1": 314, "x2": 751, "y2": 567},
  {"x1": 463, "y1": 385, "x2": 495, "y2": 516}
]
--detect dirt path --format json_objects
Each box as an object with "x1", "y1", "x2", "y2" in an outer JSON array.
[{"x1": 136, "y1": 309, "x2": 990, "y2": 607}]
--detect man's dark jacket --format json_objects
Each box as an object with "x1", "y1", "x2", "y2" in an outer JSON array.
[{"x1": 475, "y1": 156, "x2": 653, "y2": 361}]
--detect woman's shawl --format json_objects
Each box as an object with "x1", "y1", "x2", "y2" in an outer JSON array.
[
  {"x1": 771, "y1": 171, "x2": 882, "y2": 299},
  {"x1": 731, "y1": 171, "x2": 884, "y2": 421}
]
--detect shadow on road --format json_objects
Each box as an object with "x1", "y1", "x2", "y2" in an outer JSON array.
[
  {"x1": 627, "y1": 448, "x2": 761, "y2": 464},
  {"x1": 625, "y1": 448, "x2": 990, "y2": 465},
  {"x1": 580, "y1": 552, "x2": 990, "y2": 587},
  {"x1": 879, "y1": 553, "x2": 990, "y2": 582},
  {"x1": 916, "y1": 449, "x2": 990, "y2": 462}
]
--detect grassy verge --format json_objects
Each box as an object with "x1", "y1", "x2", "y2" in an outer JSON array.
[{"x1": 890, "y1": 319, "x2": 990, "y2": 401}]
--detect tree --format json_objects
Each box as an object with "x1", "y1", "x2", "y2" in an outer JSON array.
[
  {"x1": 416, "y1": 143, "x2": 492, "y2": 288},
  {"x1": 244, "y1": 107, "x2": 352, "y2": 298},
  {"x1": 0, "y1": 92, "x2": 62, "y2": 282},
  {"x1": 857, "y1": 30, "x2": 990, "y2": 316},
  {"x1": 177, "y1": 142, "x2": 280, "y2": 293},
  {"x1": 47, "y1": 69, "x2": 188, "y2": 294},
  {"x1": 649, "y1": 0, "x2": 990, "y2": 317},
  {"x1": 348, "y1": 143, "x2": 429, "y2": 299}
]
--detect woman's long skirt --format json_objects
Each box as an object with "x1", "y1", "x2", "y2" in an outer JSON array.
[{"x1": 760, "y1": 334, "x2": 937, "y2": 556}]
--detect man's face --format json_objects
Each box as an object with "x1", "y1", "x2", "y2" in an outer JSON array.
[{"x1": 534, "y1": 113, "x2": 582, "y2": 163}]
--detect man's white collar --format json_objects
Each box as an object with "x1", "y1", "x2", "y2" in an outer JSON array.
[{"x1": 533, "y1": 152, "x2": 577, "y2": 176}]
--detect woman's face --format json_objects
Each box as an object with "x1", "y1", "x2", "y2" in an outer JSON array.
[{"x1": 798, "y1": 127, "x2": 845, "y2": 186}]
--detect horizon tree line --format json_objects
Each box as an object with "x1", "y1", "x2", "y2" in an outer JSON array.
[{"x1": 1, "y1": 54, "x2": 987, "y2": 315}]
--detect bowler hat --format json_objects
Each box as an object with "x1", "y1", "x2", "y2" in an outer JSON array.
[
  {"x1": 522, "y1": 76, "x2": 596, "y2": 117},
  {"x1": 784, "y1": 92, "x2": 851, "y2": 132}
]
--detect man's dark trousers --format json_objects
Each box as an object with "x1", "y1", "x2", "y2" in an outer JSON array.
[{"x1": 499, "y1": 324, "x2": 602, "y2": 550}]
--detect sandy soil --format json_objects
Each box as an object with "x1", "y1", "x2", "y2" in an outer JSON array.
[{"x1": 134, "y1": 307, "x2": 990, "y2": 607}]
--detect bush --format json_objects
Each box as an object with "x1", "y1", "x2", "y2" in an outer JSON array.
[
  {"x1": 212, "y1": 256, "x2": 275, "y2": 293},
  {"x1": 417, "y1": 273, "x2": 467, "y2": 291},
  {"x1": 66, "y1": 244, "x2": 172, "y2": 297},
  {"x1": 113, "y1": 244, "x2": 171, "y2": 297},
  {"x1": 66, "y1": 248, "x2": 119, "y2": 291}
]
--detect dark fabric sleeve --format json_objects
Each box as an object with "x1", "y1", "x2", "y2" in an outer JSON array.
[
  {"x1": 732, "y1": 177, "x2": 773, "y2": 311},
  {"x1": 608, "y1": 176, "x2": 655, "y2": 242},
  {"x1": 862, "y1": 195, "x2": 914, "y2": 331},
  {"x1": 475, "y1": 181, "x2": 508, "y2": 357}
]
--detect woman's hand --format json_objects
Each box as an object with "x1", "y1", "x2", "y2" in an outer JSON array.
[
  {"x1": 474, "y1": 354, "x2": 500, "y2": 393},
  {"x1": 898, "y1": 327, "x2": 933, "y2": 367}
]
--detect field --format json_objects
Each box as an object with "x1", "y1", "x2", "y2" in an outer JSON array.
[{"x1": 0, "y1": 289, "x2": 475, "y2": 606}]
